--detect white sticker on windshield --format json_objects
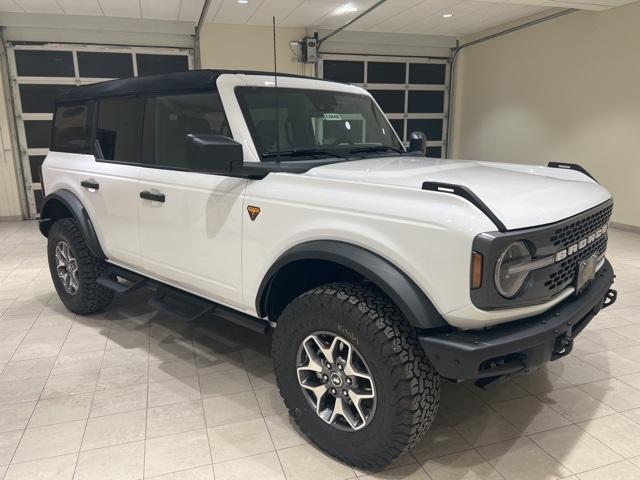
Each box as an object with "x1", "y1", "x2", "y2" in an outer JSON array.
[{"x1": 323, "y1": 113, "x2": 342, "y2": 120}]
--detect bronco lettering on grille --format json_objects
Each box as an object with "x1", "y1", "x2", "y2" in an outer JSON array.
[{"x1": 554, "y1": 224, "x2": 608, "y2": 263}]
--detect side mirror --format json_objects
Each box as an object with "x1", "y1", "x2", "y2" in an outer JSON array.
[
  {"x1": 186, "y1": 133, "x2": 243, "y2": 175},
  {"x1": 408, "y1": 131, "x2": 428, "y2": 156}
]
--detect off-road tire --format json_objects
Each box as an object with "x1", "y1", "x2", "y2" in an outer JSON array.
[
  {"x1": 272, "y1": 282, "x2": 440, "y2": 469},
  {"x1": 47, "y1": 218, "x2": 114, "y2": 315}
]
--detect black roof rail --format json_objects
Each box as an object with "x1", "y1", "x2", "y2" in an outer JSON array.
[
  {"x1": 422, "y1": 182, "x2": 507, "y2": 232},
  {"x1": 547, "y1": 162, "x2": 598, "y2": 182}
]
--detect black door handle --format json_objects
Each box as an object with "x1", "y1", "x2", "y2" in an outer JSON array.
[
  {"x1": 140, "y1": 191, "x2": 165, "y2": 203},
  {"x1": 81, "y1": 180, "x2": 99, "y2": 190}
]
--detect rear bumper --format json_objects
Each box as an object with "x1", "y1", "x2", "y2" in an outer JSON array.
[{"x1": 419, "y1": 259, "x2": 616, "y2": 382}]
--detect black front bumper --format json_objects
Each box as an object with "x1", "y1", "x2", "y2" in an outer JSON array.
[{"x1": 420, "y1": 259, "x2": 616, "y2": 382}]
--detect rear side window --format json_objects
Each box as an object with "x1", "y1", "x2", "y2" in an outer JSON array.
[
  {"x1": 146, "y1": 91, "x2": 230, "y2": 169},
  {"x1": 51, "y1": 103, "x2": 90, "y2": 151},
  {"x1": 96, "y1": 96, "x2": 145, "y2": 163}
]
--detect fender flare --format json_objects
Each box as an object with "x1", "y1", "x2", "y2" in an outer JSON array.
[
  {"x1": 256, "y1": 240, "x2": 447, "y2": 330},
  {"x1": 39, "y1": 189, "x2": 106, "y2": 259}
]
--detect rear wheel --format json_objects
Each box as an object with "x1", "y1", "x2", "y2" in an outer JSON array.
[
  {"x1": 272, "y1": 282, "x2": 440, "y2": 469},
  {"x1": 47, "y1": 218, "x2": 114, "y2": 315}
]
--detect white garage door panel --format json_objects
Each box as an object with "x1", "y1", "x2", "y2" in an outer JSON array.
[
  {"x1": 6, "y1": 43, "x2": 193, "y2": 218},
  {"x1": 318, "y1": 54, "x2": 450, "y2": 159}
]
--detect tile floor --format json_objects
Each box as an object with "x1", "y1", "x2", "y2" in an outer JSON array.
[{"x1": 0, "y1": 220, "x2": 639, "y2": 480}]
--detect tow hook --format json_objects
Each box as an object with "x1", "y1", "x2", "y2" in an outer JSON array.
[
  {"x1": 551, "y1": 335, "x2": 573, "y2": 360},
  {"x1": 602, "y1": 288, "x2": 618, "y2": 309}
]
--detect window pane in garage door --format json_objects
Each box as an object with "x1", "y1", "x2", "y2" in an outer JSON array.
[
  {"x1": 369, "y1": 90, "x2": 405, "y2": 113},
  {"x1": 19, "y1": 84, "x2": 71, "y2": 113},
  {"x1": 29, "y1": 155, "x2": 46, "y2": 183},
  {"x1": 367, "y1": 62, "x2": 405, "y2": 84},
  {"x1": 407, "y1": 119, "x2": 443, "y2": 141},
  {"x1": 77, "y1": 52, "x2": 134, "y2": 78},
  {"x1": 408, "y1": 91, "x2": 445, "y2": 113},
  {"x1": 426, "y1": 147, "x2": 442, "y2": 158},
  {"x1": 24, "y1": 120, "x2": 52, "y2": 148},
  {"x1": 409, "y1": 63, "x2": 446, "y2": 85},
  {"x1": 322, "y1": 60, "x2": 364, "y2": 83},
  {"x1": 15, "y1": 50, "x2": 74, "y2": 77},
  {"x1": 136, "y1": 54, "x2": 189, "y2": 76}
]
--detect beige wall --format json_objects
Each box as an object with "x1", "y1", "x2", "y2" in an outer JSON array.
[
  {"x1": 199, "y1": 23, "x2": 312, "y2": 76},
  {"x1": 451, "y1": 2, "x2": 640, "y2": 228},
  {"x1": 0, "y1": 46, "x2": 22, "y2": 220}
]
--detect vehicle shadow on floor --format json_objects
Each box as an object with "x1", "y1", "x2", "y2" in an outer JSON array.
[{"x1": 92, "y1": 291, "x2": 606, "y2": 478}]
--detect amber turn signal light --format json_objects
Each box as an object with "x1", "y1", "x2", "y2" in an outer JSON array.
[{"x1": 471, "y1": 251, "x2": 483, "y2": 289}]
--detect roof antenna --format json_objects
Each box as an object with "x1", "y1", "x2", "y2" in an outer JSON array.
[{"x1": 272, "y1": 16, "x2": 281, "y2": 157}]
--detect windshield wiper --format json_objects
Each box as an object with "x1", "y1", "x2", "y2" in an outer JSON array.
[
  {"x1": 262, "y1": 148, "x2": 343, "y2": 159},
  {"x1": 347, "y1": 145, "x2": 405, "y2": 155}
]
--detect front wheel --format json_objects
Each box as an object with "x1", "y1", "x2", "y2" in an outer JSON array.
[{"x1": 272, "y1": 282, "x2": 440, "y2": 469}]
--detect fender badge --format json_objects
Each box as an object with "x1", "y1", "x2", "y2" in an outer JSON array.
[{"x1": 247, "y1": 205, "x2": 261, "y2": 221}]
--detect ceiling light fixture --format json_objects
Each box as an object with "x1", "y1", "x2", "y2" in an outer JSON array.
[
  {"x1": 237, "y1": 0, "x2": 249, "y2": 4},
  {"x1": 333, "y1": 3, "x2": 358, "y2": 15},
  {"x1": 442, "y1": 13, "x2": 453, "y2": 18}
]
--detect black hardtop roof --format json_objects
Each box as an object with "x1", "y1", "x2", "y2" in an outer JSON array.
[{"x1": 56, "y1": 69, "x2": 327, "y2": 103}]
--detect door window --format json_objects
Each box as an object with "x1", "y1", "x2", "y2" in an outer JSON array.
[
  {"x1": 96, "y1": 97, "x2": 145, "y2": 163},
  {"x1": 51, "y1": 103, "x2": 90, "y2": 151},
  {"x1": 145, "y1": 92, "x2": 230, "y2": 169}
]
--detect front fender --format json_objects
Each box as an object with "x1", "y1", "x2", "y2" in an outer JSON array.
[{"x1": 256, "y1": 240, "x2": 447, "y2": 330}]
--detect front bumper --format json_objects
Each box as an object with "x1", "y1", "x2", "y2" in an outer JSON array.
[{"x1": 419, "y1": 259, "x2": 616, "y2": 382}]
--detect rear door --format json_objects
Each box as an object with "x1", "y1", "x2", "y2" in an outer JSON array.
[
  {"x1": 78, "y1": 96, "x2": 144, "y2": 268},
  {"x1": 137, "y1": 91, "x2": 247, "y2": 307}
]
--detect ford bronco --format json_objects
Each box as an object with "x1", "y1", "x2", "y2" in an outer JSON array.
[{"x1": 39, "y1": 70, "x2": 617, "y2": 468}]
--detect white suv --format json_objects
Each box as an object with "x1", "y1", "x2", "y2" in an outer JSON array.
[{"x1": 40, "y1": 70, "x2": 617, "y2": 468}]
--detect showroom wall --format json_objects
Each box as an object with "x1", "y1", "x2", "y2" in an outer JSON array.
[
  {"x1": 199, "y1": 23, "x2": 311, "y2": 76},
  {"x1": 450, "y1": 2, "x2": 640, "y2": 229},
  {"x1": 0, "y1": 61, "x2": 22, "y2": 220}
]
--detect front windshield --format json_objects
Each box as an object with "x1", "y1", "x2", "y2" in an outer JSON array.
[{"x1": 236, "y1": 86, "x2": 403, "y2": 160}]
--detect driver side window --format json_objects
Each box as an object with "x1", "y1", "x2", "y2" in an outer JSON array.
[{"x1": 144, "y1": 91, "x2": 230, "y2": 169}]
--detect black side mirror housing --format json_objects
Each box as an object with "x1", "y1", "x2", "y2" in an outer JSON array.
[
  {"x1": 408, "y1": 131, "x2": 428, "y2": 156},
  {"x1": 186, "y1": 134, "x2": 243, "y2": 175}
]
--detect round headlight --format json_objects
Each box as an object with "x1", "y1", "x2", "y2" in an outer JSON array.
[{"x1": 494, "y1": 241, "x2": 532, "y2": 298}]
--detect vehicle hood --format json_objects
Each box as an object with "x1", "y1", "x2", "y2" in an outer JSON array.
[{"x1": 305, "y1": 156, "x2": 612, "y2": 230}]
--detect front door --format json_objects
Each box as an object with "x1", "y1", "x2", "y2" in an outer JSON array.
[{"x1": 137, "y1": 91, "x2": 246, "y2": 306}]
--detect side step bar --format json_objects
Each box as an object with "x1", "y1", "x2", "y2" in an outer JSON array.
[{"x1": 98, "y1": 265, "x2": 269, "y2": 334}]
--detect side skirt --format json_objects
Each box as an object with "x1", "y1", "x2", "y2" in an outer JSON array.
[{"x1": 98, "y1": 264, "x2": 270, "y2": 334}]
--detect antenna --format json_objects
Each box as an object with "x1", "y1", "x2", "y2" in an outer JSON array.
[{"x1": 272, "y1": 16, "x2": 281, "y2": 157}]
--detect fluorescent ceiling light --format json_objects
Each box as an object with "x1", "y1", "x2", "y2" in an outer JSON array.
[
  {"x1": 237, "y1": 0, "x2": 249, "y2": 4},
  {"x1": 333, "y1": 3, "x2": 358, "y2": 15},
  {"x1": 442, "y1": 13, "x2": 453, "y2": 18}
]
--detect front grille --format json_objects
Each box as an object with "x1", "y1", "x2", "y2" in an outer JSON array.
[
  {"x1": 544, "y1": 235, "x2": 608, "y2": 291},
  {"x1": 549, "y1": 204, "x2": 613, "y2": 249},
  {"x1": 544, "y1": 204, "x2": 612, "y2": 292}
]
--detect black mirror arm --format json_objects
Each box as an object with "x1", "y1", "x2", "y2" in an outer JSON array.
[{"x1": 229, "y1": 161, "x2": 283, "y2": 180}]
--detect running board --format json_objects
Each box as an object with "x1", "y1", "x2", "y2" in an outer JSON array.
[
  {"x1": 99, "y1": 264, "x2": 269, "y2": 334},
  {"x1": 97, "y1": 267, "x2": 146, "y2": 294}
]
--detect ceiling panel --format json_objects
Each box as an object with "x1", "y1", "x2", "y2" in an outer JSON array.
[
  {"x1": 140, "y1": 0, "x2": 180, "y2": 19},
  {"x1": 97, "y1": 0, "x2": 140, "y2": 18},
  {"x1": 247, "y1": 0, "x2": 306, "y2": 25},
  {"x1": 178, "y1": 0, "x2": 205, "y2": 21},
  {"x1": 2, "y1": 0, "x2": 636, "y2": 37},
  {"x1": 57, "y1": 0, "x2": 103, "y2": 16},
  {"x1": 15, "y1": 0, "x2": 62, "y2": 14},
  {"x1": 213, "y1": 0, "x2": 263, "y2": 24},
  {"x1": 0, "y1": 0, "x2": 24, "y2": 12}
]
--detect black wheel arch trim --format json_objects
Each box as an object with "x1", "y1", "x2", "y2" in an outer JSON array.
[
  {"x1": 256, "y1": 240, "x2": 447, "y2": 330},
  {"x1": 39, "y1": 189, "x2": 106, "y2": 259}
]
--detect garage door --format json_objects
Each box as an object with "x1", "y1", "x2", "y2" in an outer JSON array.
[
  {"x1": 319, "y1": 55, "x2": 449, "y2": 159},
  {"x1": 5, "y1": 43, "x2": 193, "y2": 219}
]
